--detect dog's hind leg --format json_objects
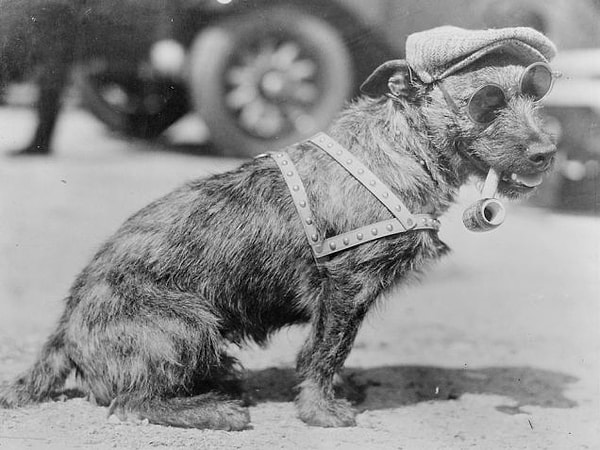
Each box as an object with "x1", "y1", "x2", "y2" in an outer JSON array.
[
  {"x1": 65, "y1": 279, "x2": 251, "y2": 430},
  {"x1": 109, "y1": 392, "x2": 250, "y2": 430},
  {"x1": 81, "y1": 331, "x2": 251, "y2": 431},
  {"x1": 295, "y1": 281, "x2": 379, "y2": 427}
]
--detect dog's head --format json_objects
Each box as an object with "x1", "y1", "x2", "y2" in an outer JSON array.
[{"x1": 361, "y1": 26, "x2": 559, "y2": 199}]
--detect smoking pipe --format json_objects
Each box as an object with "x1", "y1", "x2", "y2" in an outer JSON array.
[{"x1": 462, "y1": 168, "x2": 506, "y2": 232}]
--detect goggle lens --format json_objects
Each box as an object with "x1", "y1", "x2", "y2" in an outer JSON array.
[
  {"x1": 468, "y1": 85, "x2": 505, "y2": 124},
  {"x1": 520, "y1": 63, "x2": 553, "y2": 101},
  {"x1": 467, "y1": 63, "x2": 553, "y2": 123}
]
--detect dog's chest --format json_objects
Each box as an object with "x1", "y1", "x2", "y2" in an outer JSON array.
[{"x1": 273, "y1": 134, "x2": 443, "y2": 267}]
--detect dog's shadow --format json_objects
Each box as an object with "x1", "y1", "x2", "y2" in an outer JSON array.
[{"x1": 243, "y1": 365, "x2": 577, "y2": 414}]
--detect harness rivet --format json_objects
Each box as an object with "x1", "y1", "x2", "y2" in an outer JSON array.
[
  {"x1": 328, "y1": 143, "x2": 334, "y2": 148},
  {"x1": 343, "y1": 238, "x2": 350, "y2": 245},
  {"x1": 336, "y1": 150, "x2": 342, "y2": 156},
  {"x1": 311, "y1": 234, "x2": 319, "y2": 242},
  {"x1": 386, "y1": 224, "x2": 393, "y2": 231},
  {"x1": 292, "y1": 185, "x2": 300, "y2": 191},
  {"x1": 407, "y1": 219, "x2": 413, "y2": 226},
  {"x1": 356, "y1": 232, "x2": 364, "y2": 240},
  {"x1": 371, "y1": 228, "x2": 378, "y2": 236},
  {"x1": 382, "y1": 192, "x2": 389, "y2": 198},
  {"x1": 329, "y1": 242, "x2": 337, "y2": 250},
  {"x1": 396, "y1": 205, "x2": 402, "y2": 211},
  {"x1": 287, "y1": 171, "x2": 294, "y2": 177},
  {"x1": 299, "y1": 200, "x2": 306, "y2": 208},
  {"x1": 370, "y1": 180, "x2": 376, "y2": 186},
  {"x1": 346, "y1": 159, "x2": 353, "y2": 164},
  {"x1": 306, "y1": 217, "x2": 313, "y2": 225},
  {"x1": 357, "y1": 169, "x2": 364, "y2": 175},
  {"x1": 282, "y1": 160, "x2": 288, "y2": 165}
]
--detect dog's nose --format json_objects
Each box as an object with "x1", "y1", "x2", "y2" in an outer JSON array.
[{"x1": 527, "y1": 142, "x2": 557, "y2": 169}]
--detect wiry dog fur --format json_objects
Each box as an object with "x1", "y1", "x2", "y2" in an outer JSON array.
[{"x1": 0, "y1": 57, "x2": 556, "y2": 429}]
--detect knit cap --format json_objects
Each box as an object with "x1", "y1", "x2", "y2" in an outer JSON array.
[{"x1": 406, "y1": 26, "x2": 557, "y2": 83}]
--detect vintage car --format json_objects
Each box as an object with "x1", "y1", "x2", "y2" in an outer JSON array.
[{"x1": 78, "y1": 0, "x2": 392, "y2": 156}]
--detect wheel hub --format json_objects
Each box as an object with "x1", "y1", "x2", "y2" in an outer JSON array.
[
  {"x1": 260, "y1": 70, "x2": 288, "y2": 100},
  {"x1": 225, "y1": 40, "x2": 319, "y2": 138}
]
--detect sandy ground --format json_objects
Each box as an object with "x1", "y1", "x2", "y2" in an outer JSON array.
[{"x1": 0, "y1": 107, "x2": 599, "y2": 449}]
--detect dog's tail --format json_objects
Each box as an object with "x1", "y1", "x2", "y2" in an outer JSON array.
[{"x1": 0, "y1": 328, "x2": 72, "y2": 408}]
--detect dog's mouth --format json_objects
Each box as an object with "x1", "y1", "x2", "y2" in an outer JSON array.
[
  {"x1": 472, "y1": 159, "x2": 546, "y2": 193},
  {"x1": 500, "y1": 171, "x2": 545, "y2": 190},
  {"x1": 473, "y1": 162, "x2": 548, "y2": 196},
  {"x1": 456, "y1": 142, "x2": 550, "y2": 194},
  {"x1": 457, "y1": 143, "x2": 545, "y2": 191}
]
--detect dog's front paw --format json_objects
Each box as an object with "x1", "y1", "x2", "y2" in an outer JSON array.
[
  {"x1": 296, "y1": 380, "x2": 357, "y2": 427},
  {"x1": 297, "y1": 396, "x2": 357, "y2": 427}
]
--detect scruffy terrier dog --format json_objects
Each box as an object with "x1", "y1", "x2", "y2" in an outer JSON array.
[{"x1": 0, "y1": 27, "x2": 558, "y2": 429}]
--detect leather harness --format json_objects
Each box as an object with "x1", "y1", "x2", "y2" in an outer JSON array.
[{"x1": 267, "y1": 132, "x2": 440, "y2": 262}]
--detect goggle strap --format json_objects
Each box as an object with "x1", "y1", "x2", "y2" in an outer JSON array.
[{"x1": 437, "y1": 81, "x2": 461, "y2": 115}]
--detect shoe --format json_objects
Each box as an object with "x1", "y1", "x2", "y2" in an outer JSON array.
[{"x1": 7, "y1": 146, "x2": 51, "y2": 157}]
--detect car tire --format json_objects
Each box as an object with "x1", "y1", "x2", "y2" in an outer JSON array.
[
  {"x1": 79, "y1": 65, "x2": 189, "y2": 139},
  {"x1": 188, "y1": 5, "x2": 353, "y2": 157}
]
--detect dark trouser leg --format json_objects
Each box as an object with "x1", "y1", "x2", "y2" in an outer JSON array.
[
  {"x1": 12, "y1": 3, "x2": 76, "y2": 156},
  {"x1": 22, "y1": 65, "x2": 70, "y2": 155}
]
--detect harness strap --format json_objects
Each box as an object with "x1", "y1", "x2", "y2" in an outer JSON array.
[
  {"x1": 308, "y1": 132, "x2": 417, "y2": 230},
  {"x1": 269, "y1": 133, "x2": 440, "y2": 261},
  {"x1": 271, "y1": 151, "x2": 324, "y2": 256}
]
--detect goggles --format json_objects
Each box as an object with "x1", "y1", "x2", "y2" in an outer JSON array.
[{"x1": 438, "y1": 62, "x2": 556, "y2": 124}]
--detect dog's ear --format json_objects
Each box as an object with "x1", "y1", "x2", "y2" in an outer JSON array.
[{"x1": 360, "y1": 60, "x2": 415, "y2": 99}]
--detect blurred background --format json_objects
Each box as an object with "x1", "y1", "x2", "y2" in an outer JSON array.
[{"x1": 0, "y1": 0, "x2": 598, "y2": 212}]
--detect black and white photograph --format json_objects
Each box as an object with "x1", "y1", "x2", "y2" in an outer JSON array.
[{"x1": 0, "y1": 0, "x2": 598, "y2": 448}]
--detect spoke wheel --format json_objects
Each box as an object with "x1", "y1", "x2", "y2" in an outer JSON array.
[{"x1": 189, "y1": 6, "x2": 353, "y2": 157}]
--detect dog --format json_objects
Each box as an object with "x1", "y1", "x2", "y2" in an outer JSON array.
[{"x1": 0, "y1": 26, "x2": 558, "y2": 429}]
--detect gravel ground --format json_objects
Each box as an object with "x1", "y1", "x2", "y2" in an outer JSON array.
[{"x1": 0, "y1": 107, "x2": 598, "y2": 449}]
